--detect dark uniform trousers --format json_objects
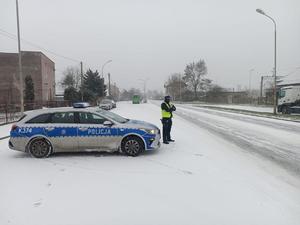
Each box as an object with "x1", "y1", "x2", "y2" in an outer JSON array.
[{"x1": 162, "y1": 118, "x2": 172, "y2": 142}]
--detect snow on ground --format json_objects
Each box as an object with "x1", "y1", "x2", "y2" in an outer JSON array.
[
  {"x1": 0, "y1": 101, "x2": 300, "y2": 225},
  {"x1": 174, "y1": 104, "x2": 300, "y2": 173},
  {"x1": 190, "y1": 103, "x2": 274, "y2": 113},
  {"x1": 0, "y1": 123, "x2": 12, "y2": 138}
]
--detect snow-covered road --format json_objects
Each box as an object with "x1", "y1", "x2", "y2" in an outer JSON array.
[
  {"x1": 175, "y1": 104, "x2": 300, "y2": 175},
  {"x1": 0, "y1": 101, "x2": 300, "y2": 225}
]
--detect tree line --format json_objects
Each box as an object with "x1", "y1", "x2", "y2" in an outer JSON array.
[
  {"x1": 165, "y1": 59, "x2": 225, "y2": 101},
  {"x1": 61, "y1": 67, "x2": 107, "y2": 104}
]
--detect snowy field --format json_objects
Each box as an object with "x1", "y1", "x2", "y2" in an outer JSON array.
[{"x1": 1, "y1": 101, "x2": 300, "y2": 225}]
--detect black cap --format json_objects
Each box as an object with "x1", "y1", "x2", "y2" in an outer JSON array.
[{"x1": 164, "y1": 95, "x2": 171, "y2": 101}]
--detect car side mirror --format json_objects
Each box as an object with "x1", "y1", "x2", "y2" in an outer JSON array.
[{"x1": 103, "y1": 120, "x2": 113, "y2": 127}]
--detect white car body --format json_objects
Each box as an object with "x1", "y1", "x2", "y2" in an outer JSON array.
[{"x1": 9, "y1": 107, "x2": 160, "y2": 157}]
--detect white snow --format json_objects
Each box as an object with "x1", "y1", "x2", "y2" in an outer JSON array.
[
  {"x1": 0, "y1": 123, "x2": 12, "y2": 138},
  {"x1": 190, "y1": 103, "x2": 274, "y2": 113},
  {"x1": 0, "y1": 101, "x2": 300, "y2": 225}
]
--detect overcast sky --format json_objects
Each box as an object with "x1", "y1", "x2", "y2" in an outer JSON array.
[{"x1": 1, "y1": 0, "x2": 300, "y2": 92}]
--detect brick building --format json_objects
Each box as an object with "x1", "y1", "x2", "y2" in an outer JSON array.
[{"x1": 0, "y1": 51, "x2": 55, "y2": 105}]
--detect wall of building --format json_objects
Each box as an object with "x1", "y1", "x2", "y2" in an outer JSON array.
[
  {"x1": 0, "y1": 53, "x2": 20, "y2": 104},
  {"x1": 40, "y1": 53, "x2": 55, "y2": 101},
  {"x1": 0, "y1": 51, "x2": 55, "y2": 105}
]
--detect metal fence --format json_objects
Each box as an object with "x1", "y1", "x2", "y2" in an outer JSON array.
[{"x1": 0, "y1": 104, "x2": 21, "y2": 125}]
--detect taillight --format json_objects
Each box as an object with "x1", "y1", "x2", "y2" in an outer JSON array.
[{"x1": 11, "y1": 124, "x2": 18, "y2": 131}]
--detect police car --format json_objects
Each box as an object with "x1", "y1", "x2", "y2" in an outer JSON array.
[{"x1": 9, "y1": 103, "x2": 161, "y2": 158}]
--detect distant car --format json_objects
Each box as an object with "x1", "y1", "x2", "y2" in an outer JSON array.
[
  {"x1": 111, "y1": 100, "x2": 117, "y2": 108},
  {"x1": 9, "y1": 105, "x2": 161, "y2": 158},
  {"x1": 99, "y1": 99, "x2": 113, "y2": 110}
]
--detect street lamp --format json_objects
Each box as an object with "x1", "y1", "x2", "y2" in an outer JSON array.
[
  {"x1": 101, "y1": 60, "x2": 112, "y2": 78},
  {"x1": 256, "y1": 8, "x2": 277, "y2": 115},
  {"x1": 16, "y1": 0, "x2": 24, "y2": 114}
]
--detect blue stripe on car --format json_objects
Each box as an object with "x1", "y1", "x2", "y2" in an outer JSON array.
[{"x1": 10, "y1": 127, "x2": 156, "y2": 149}]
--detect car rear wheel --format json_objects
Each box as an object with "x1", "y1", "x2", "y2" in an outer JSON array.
[
  {"x1": 282, "y1": 106, "x2": 290, "y2": 114},
  {"x1": 121, "y1": 136, "x2": 144, "y2": 156},
  {"x1": 29, "y1": 138, "x2": 52, "y2": 158}
]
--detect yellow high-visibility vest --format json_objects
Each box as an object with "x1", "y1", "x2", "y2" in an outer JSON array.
[{"x1": 161, "y1": 103, "x2": 173, "y2": 118}]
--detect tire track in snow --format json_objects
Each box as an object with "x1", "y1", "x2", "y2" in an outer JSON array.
[
  {"x1": 180, "y1": 105, "x2": 300, "y2": 133},
  {"x1": 174, "y1": 106, "x2": 300, "y2": 176},
  {"x1": 143, "y1": 158, "x2": 194, "y2": 175}
]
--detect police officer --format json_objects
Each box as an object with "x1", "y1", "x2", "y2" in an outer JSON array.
[{"x1": 161, "y1": 95, "x2": 176, "y2": 144}]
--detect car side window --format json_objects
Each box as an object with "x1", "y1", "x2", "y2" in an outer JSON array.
[
  {"x1": 26, "y1": 113, "x2": 51, "y2": 123},
  {"x1": 51, "y1": 112, "x2": 75, "y2": 123},
  {"x1": 79, "y1": 112, "x2": 106, "y2": 124}
]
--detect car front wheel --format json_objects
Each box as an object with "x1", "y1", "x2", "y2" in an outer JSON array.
[
  {"x1": 121, "y1": 136, "x2": 144, "y2": 156},
  {"x1": 29, "y1": 138, "x2": 52, "y2": 158},
  {"x1": 282, "y1": 106, "x2": 290, "y2": 114}
]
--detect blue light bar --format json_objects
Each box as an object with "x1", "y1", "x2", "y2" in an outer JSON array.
[{"x1": 73, "y1": 102, "x2": 91, "y2": 108}]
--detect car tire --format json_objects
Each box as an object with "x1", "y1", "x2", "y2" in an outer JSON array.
[
  {"x1": 29, "y1": 138, "x2": 52, "y2": 158},
  {"x1": 121, "y1": 136, "x2": 144, "y2": 157},
  {"x1": 282, "y1": 106, "x2": 290, "y2": 114}
]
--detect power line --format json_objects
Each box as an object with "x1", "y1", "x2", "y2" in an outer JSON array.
[{"x1": 0, "y1": 28, "x2": 81, "y2": 63}]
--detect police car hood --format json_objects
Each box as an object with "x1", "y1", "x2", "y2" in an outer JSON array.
[{"x1": 127, "y1": 119, "x2": 158, "y2": 130}]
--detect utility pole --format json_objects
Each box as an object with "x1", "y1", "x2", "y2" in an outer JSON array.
[
  {"x1": 80, "y1": 61, "x2": 83, "y2": 101},
  {"x1": 260, "y1": 75, "x2": 273, "y2": 104},
  {"x1": 16, "y1": 0, "x2": 24, "y2": 114},
  {"x1": 108, "y1": 73, "x2": 111, "y2": 96},
  {"x1": 260, "y1": 76, "x2": 264, "y2": 104}
]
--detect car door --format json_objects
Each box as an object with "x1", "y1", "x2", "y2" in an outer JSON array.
[
  {"x1": 45, "y1": 111, "x2": 78, "y2": 152},
  {"x1": 77, "y1": 112, "x2": 119, "y2": 151}
]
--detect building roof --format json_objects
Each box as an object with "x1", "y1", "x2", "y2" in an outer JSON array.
[{"x1": 0, "y1": 51, "x2": 54, "y2": 64}]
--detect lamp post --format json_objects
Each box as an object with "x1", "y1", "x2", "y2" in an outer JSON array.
[
  {"x1": 256, "y1": 8, "x2": 277, "y2": 114},
  {"x1": 101, "y1": 60, "x2": 112, "y2": 78},
  {"x1": 101, "y1": 60, "x2": 112, "y2": 97},
  {"x1": 16, "y1": 0, "x2": 24, "y2": 114}
]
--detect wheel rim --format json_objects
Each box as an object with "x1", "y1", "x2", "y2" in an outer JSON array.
[
  {"x1": 124, "y1": 140, "x2": 140, "y2": 155},
  {"x1": 31, "y1": 140, "x2": 49, "y2": 157},
  {"x1": 283, "y1": 107, "x2": 287, "y2": 114}
]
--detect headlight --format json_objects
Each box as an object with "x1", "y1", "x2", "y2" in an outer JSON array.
[{"x1": 140, "y1": 128, "x2": 156, "y2": 134}]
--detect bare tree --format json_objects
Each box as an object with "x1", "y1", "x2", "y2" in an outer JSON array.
[
  {"x1": 183, "y1": 59, "x2": 209, "y2": 100},
  {"x1": 61, "y1": 66, "x2": 81, "y2": 89},
  {"x1": 164, "y1": 73, "x2": 186, "y2": 100}
]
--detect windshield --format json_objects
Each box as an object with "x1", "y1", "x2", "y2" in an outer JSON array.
[{"x1": 96, "y1": 109, "x2": 128, "y2": 123}]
